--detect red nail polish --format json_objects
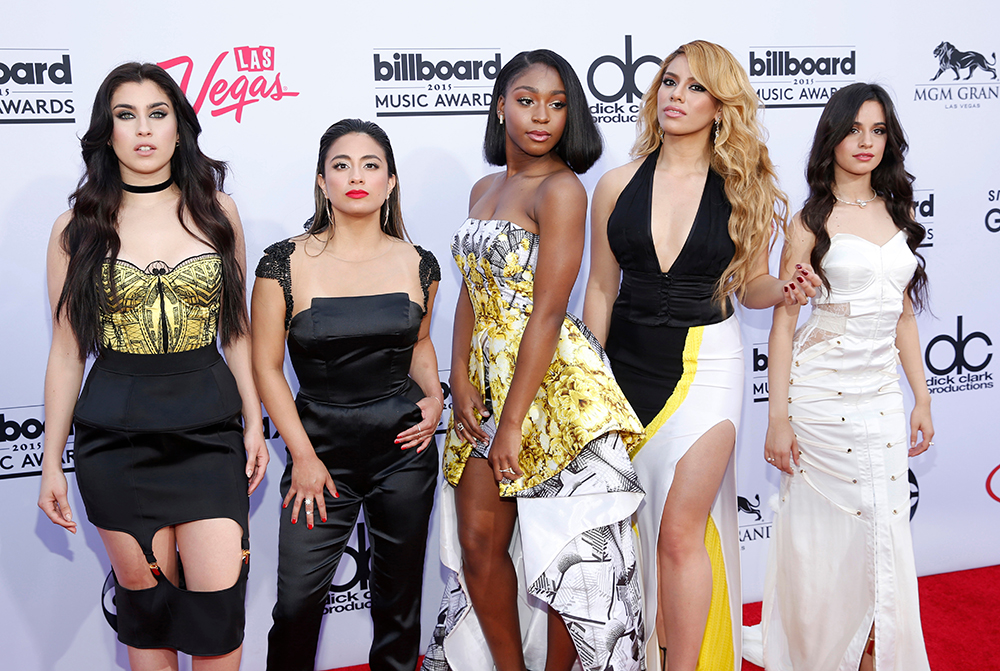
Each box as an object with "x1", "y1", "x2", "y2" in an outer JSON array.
[
  {"x1": 796, "y1": 277, "x2": 804, "y2": 283},
  {"x1": 291, "y1": 518, "x2": 296, "y2": 524},
  {"x1": 282, "y1": 502, "x2": 287, "y2": 509},
  {"x1": 795, "y1": 264, "x2": 802, "y2": 269},
  {"x1": 321, "y1": 518, "x2": 327, "y2": 523},
  {"x1": 801, "y1": 268, "x2": 809, "y2": 275},
  {"x1": 783, "y1": 286, "x2": 789, "y2": 292},
  {"x1": 308, "y1": 523, "x2": 313, "y2": 530},
  {"x1": 335, "y1": 492, "x2": 340, "y2": 498}
]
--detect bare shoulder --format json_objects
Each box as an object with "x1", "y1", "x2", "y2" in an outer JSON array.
[
  {"x1": 215, "y1": 191, "x2": 240, "y2": 220},
  {"x1": 594, "y1": 157, "x2": 643, "y2": 203},
  {"x1": 539, "y1": 168, "x2": 585, "y2": 202},
  {"x1": 50, "y1": 209, "x2": 73, "y2": 238},
  {"x1": 469, "y1": 172, "x2": 502, "y2": 210}
]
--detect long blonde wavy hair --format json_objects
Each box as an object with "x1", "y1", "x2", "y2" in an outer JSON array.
[{"x1": 632, "y1": 40, "x2": 788, "y2": 304}]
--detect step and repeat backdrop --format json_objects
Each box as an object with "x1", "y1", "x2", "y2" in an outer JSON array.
[{"x1": 2, "y1": 1, "x2": 998, "y2": 669}]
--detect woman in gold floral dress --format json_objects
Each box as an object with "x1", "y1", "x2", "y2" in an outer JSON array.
[{"x1": 422, "y1": 50, "x2": 646, "y2": 671}]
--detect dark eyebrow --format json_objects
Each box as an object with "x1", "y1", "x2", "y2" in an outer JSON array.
[
  {"x1": 664, "y1": 70, "x2": 702, "y2": 86},
  {"x1": 330, "y1": 154, "x2": 383, "y2": 162},
  {"x1": 511, "y1": 85, "x2": 566, "y2": 96},
  {"x1": 112, "y1": 101, "x2": 169, "y2": 111}
]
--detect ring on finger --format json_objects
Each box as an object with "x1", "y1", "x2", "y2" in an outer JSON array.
[
  {"x1": 499, "y1": 467, "x2": 515, "y2": 474},
  {"x1": 766, "y1": 456, "x2": 775, "y2": 462},
  {"x1": 456, "y1": 422, "x2": 466, "y2": 432}
]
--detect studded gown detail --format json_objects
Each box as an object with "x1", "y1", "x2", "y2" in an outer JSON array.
[{"x1": 760, "y1": 231, "x2": 930, "y2": 671}]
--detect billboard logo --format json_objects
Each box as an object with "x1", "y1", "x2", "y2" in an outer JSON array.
[{"x1": 0, "y1": 49, "x2": 75, "y2": 124}]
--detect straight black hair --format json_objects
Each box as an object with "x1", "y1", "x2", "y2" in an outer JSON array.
[
  {"x1": 802, "y1": 82, "x2": 928, "y2": 310},
  {"x1": 56, "y1": 62, "x2": 247, "y2": 357},
  {"x1": 483, "y1": 49, "x2": 602, "y2": 174},
  {"x1": 305, "y1": 118, "x2": 408, "y2": 241}
]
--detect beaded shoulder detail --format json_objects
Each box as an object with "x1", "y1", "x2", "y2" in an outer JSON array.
[
  {"x1": 415, "y1": 245, "x2": 440, "y2": 314},
  {"x1": 255, "y1": 239, "x2": 295, "y2": 329}
]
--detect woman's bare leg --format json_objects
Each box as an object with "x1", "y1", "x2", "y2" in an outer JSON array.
[
  {"x1": 656, "y1": 421, "x2": 735, "y2": 671},
  {"x1": 176, "y1": 518, "x2": 244, "y2": 671},
  {"x1": 544, "y1": 606, "x2": 577, "y2": 671},
  {"x1": 455, "y1": 459, "x2": 525, "y2": 671},
  {"x1": 99, "y1": 527, "x2": 180, "y2": 671}
]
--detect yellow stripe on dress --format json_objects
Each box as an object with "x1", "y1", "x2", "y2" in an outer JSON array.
[
  {"x1": 697, "y1": 514, "x2": 734, "y2": 671},
  {"x1": 628, "y1": 325, "x2": 704, "y2": 459}
]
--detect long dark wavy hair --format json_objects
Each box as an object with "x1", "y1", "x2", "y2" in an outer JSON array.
[
  {"x1": 56, "y1": 62, "x2": 247, "y2": 357},
  {"x1": 802, "y1": 82, "x2": 928, "y2": 309},
  {"x1": 483, "y1": 49, "x2": 603, "y2": 174},
  {"x1": 305, "y1": 118, "x2": 408, "y2": 241}
]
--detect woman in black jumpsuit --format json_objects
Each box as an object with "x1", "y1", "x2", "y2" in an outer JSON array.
[{"x1": 252, "y1": 118, "x2": 443, "y2": 671}]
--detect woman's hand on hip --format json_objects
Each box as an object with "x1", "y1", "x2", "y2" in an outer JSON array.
[
  {"x1": 397, "y1": 396, "x2": 443, "y2": 453},
  {"x1": 285, "y1": 453, "x2": 338, "y2": 530}
]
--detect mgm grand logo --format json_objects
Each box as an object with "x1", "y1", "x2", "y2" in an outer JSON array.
[
  {"x1": 915, "y1": 41, "x2": 998, "y2": 107},
  {"x1": 930, "y1": 42, "x2": 997, "y2": 81}
]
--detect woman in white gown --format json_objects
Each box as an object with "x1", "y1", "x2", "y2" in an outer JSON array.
[{"x1": 762, "y1": 83, "x2": 934, "y2": 671}]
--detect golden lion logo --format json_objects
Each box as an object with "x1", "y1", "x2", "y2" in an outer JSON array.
[{"x1": 931, "y1": 41, "x2": 997, "y2": 80}]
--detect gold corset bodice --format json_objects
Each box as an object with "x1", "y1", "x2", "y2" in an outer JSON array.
[{"x1": 100, "y1": 253, "x2": 222, "y2": 354}]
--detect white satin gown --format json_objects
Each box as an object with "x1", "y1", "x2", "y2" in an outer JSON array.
[{"x1": 760, "y1": 231, "x2": 930, "y2": 671}]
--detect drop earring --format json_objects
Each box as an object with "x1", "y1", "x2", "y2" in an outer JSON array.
[{"x1": 498, "y1": 111, "x2": 504, "y2": 125}]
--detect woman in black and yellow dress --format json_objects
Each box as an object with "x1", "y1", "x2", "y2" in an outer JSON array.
[
  {"x1": 583, "y1": 41, "x2": 816, "y2": 671},
  {"x1": 423, "y1": 50, "x2": 646, "y2": 671},
  {"x1": 38, "y1": 62, "x2": 268, "y2": 671}
]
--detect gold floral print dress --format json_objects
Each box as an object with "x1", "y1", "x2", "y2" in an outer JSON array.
[{"x1": 424, "y1": 218, "x2": 647, "y2": 671}]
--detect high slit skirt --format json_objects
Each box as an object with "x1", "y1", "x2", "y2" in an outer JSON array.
[{"x1": 608, "y1": 314, "x2": 744, "y2": 670}]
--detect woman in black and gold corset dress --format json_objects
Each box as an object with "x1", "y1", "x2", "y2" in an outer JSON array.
[
  {"x1": 252, "y1": 118, "x2": 443, "y2": 671},
  {"x1": 38, "y1": 63, "x2": 268, "y2": 671}
]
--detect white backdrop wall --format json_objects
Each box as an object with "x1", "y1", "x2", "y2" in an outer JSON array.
[{"x1": 2, "y1": 2, "x2": 999, "y2": 669}]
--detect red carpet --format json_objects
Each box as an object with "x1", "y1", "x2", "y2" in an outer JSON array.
[
  {"x1": 741, "y1": 564, "x2": 1000, "y2": 670},
  {"x1": 319, "y1": 565, "x2": 1000, "y2": 671}
]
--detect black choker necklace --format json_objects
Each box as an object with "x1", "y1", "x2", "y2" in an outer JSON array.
[{"x1": 122, "y1": 176, "x2": 174, "y2": 194}]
